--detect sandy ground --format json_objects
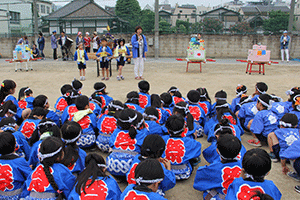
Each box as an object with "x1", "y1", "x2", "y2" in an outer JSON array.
[{"x1": 0, "y1": 58, "x2": 300, "y2": 199}]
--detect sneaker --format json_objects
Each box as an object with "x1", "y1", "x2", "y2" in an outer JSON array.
[
  {"x1": 269, "y1": 152, "x2": 279, "y2": 162},
  {"x1": 82, "y1": 76, "x2": 85, "y2": 81},
  {"x1": 139, "y1": 76, "x2": 144, "y2": 80},
  {"x1": 247, "y1": 139, "x2": 262, "y2": 147},
  {"x1": 295, "y1": 185, "x2": 300, "y2": 194},
  {"x1": 117, "y1": 76, "x2": 121, "y2": 81},
  {"x1": 191, "y1": 157, "x2": 201, "y2": 166},
  {"x1": 106, "y1": 77, "x2": 109, "y2": 80},
  {"x1": 287, "y1": 172, "x2": 300, "y2": 182},
  {"x1": 79, "y1": 76, "x2": 83, "y2": 81},
  {"x1": 120, "y1": 76, "x2": 125, "y2": 80},
  {"x1": 101, "y1": 77, "x2": 105, "y2": 80},
  {"x1": 135, "y1": 77, "x2": 139, "y2": 80}
]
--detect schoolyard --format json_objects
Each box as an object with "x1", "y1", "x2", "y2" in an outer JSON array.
[{"x1": 0, "y1": 58, "x2": 299, "y2": 199}]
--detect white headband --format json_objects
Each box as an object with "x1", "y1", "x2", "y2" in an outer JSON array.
[
  {"x1": 44, "y1": 99, "x2": 48, "y2": 107},
  {"x1": 90, "y1": 98, "x2": 101, "y2": 106},
  {"x1": 279, "y1": 121, "x2": 292, "y2": 128},
  {"x1": 143, "y1": 113, "x2": 158, "y2": 121},
  {"x1": 97, "y1": 164, "x2": 106, "y2": 168},
  {"x1": 108, "y1": 102, "x2": 124, "y2": 111},
  {"x1": 293, "y1": 94, "x2": 300, "y2": 103},
  {"x1": 64, "y1": 131, "x2": 82, "y2": 144},
  {"x1": 257, "y1": 97, "x2": 273, "y2": 110},
  {"x1": 238, "y1": 96, "x2": 252, "y2": 106},
  {"x1": 24, "y1": 87, "x2": 31, "y2": 93},
  {"x1": 95, "y1": 86, "x2": 106, "y2": 92},
  {"x1": 256, "y1": 86, "x2": 266, "y2": 94},
  {"x1": 169, "y1": 127, "x2": 185, "y2": 135},
  {"x1": 127, "y1": 97, "x2": 139, "y2": 101},
  {"x1": 215, "y1": 103, "x2": 229, "y2": 109},
  {"x1": 219, "y1": 151, "x2": 239, "y2": 161},
  {"x1": 169, "y1": 88, "x2": 179, "y2": 93},
  {"x1": 119, "y1": 114, "x2": 137, "y2": 123},
  {"x1": 186, "y1": 96, "x2": 199, "y2": 104},
  {"x1": 38, "y1": 121, "x2": 56, "y2": 128},
  {"x1": 38, "y1": 147, "x2": 62, "y2": 161},
  {"x1": 215, "y1": 97, "x2": 227, "y2": 101},
  {"x1": 199, "y1": 94, "x2": 206, "y2": 98},
  {"x1": 135, "y1": 177, "x2": 163, "y2": 185},
  {"x1": 214, "y1": 126, "x2": 232, "y2": 135},
  {"x1": 136, "y1": 119, "x2": 144, "y2": 129},
  {"x1": 174, "y1": 104, "x2": 189, "y2": 115},
  {"x1": 236, "y1": 85, "x2": 247, "y2": 97},
  {"x1": 8, "y1": 109, "x2": 17, "y2": 115}
]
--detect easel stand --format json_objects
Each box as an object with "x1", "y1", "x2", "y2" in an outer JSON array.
[
  {"x1": 236, "y1": 60, "x2": 278, "y2": 75},
  {"x1": 176, "y1": 58, "x2": 216, "y2": 73}
]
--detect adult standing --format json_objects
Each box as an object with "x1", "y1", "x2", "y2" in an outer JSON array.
[
  {"x1": 37, "y1": 32, "x2": 45, "y2": 60},
  {"x1": 84, "y1": 32, "x2": 91, "y2": 53},
  {"x1": 17, "y1": 36, "x2": 29, "y2": 45},
  {"x1": 280, "y1": 30, "x2": 290, "y2": 62},
  {"x1": 51, "y1": 30, "x2": 58, "y2": 60},
  {"x1": 92, "y1": 32, "x2": 99, "y2": 52},
  {"x1": 131, "y1": 26, "x2": 147, "y2": 80},
  {"x1": 76, "y1": 32, "x2": 84, "y2": 50},
  {"x1": 58, "y1": 31, "x2": 68, "y2": 61}
]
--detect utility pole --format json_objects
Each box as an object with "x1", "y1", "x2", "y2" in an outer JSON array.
[
  {"x1": 288, "y1": 0, "x2": 296, "y2": 32},
  {"x1": 7, "y1": 3, "x2": 10, "y2": 38},
  {"x1": 33, "y1": 0, "x2": 39, "y2": 42},
  {"x1": 154, "y1": 0, "x2": 159, "y2": 59}
]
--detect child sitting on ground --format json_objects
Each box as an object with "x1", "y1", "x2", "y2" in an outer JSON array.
[
  {"x1": 226, "y1": 148, "x2": 282, "y2": 200},
  {"x1": 18, "y1": 87, "x2": 34, "y2": 110},
  {"x1": 92, "y1": 82, "x2": 113, "y2": 109},
  {"x1": 231, "y1": 84, "x2": 247, "y2": 113},
  {"x1": 54, "y1": 84, "x2": 73, "y2": 116},
  {"x1": 252, "y1": 82, "x2": 268, "y2": 102},
  {"x1": 143, "y1": 106, "x2": 168, "y2": 136},
  {"x1": 138, "y1": 80, "x2": 151, "y2": 109},
  {"x1": 196, "y1": 87, "x2": 211, "y2": 117},
  {"x1": 125, "y1": 91, "x2": 144, "y2": 113}
]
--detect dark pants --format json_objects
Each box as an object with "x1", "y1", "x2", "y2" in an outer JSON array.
[
  {"x1": 294, "y1": 157, "x2": 300, "y2": 176},
  {"x1": 85, "y1": 47, "x2": 90, "y2": 53},
  {"x1": 61, "y1": 46, "x2": 68, "y2": 59},
  {"x1": 53, "y1": 48, "x2": 57, "y2": 60},
  {"x1": 93, "y1": 48, "x2": 98, "y2": 53},
  {"x1": 39, "y1": 49, "x2": 45, "y2": 58}
]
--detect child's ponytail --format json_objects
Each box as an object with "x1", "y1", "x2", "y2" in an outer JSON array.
[
  {"x1": 117, "y1": 109, "x2": 143, "y2": 139},
  {"x1": 174, "y1": 102, "x2": 194, "y2": 131},
  {"x1": 186, "y1": 113, "x2": 194, "y2": 131},
  {"x1": 0, "y1": 80, "x2": 16, "y2": 104},
  {"x1": 128, "y1": 125, "x2": 138, "y2": 140}
]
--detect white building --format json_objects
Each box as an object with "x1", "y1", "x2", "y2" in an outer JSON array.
[{"x1": 0, "y1": 0, "x2": 52, "y2": 36}]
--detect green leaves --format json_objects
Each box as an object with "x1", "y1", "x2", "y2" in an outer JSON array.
[{"x1": 263, "y1": 10, "x2": 289, "y2": 34}]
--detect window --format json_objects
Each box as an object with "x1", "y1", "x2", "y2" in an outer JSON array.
[
  {"x1": 185, "y1": 15, "x2": 187, "y2": 18},
  {"x1": 47, "y1": 6, "x2": 50, "y2": 14},
  {"x1": 41, "y1": 5, "x2": 45, "y2": 13},
  {"x1": 10, "y1": 11, "x2": 20, "y2": 24}
]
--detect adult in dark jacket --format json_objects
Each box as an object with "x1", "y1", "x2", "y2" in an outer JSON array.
[
  {"x1": 37, "y1": 32, "x2": 45, "y2": 59},
  {"x1": 58, "y1": 31, "x2": 68, "y2": 61}
]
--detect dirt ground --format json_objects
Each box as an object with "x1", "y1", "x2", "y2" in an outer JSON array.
[{"x1": 0, "y1": 58, "x2": 299, "y2": 199}]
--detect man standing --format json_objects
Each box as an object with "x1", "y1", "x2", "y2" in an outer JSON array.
[
  {"x1": 51, "y1": 30, "x2": 58, "y2": 60},
  {"x1": 280, "y1": 30, "x2": 290, "y2": 62},
  {"x1": 58, "y1": 31, "x2": 68, "y2": 61},
  {"x1": 37, "y1": 32, "x2": 45, "y2": 60}
]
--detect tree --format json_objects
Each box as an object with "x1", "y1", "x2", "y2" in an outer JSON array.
[
  {"x1": 191, "y1": 22, "x2": 202, "y2": 33},
  {"x1": 140, "y1": 9, "x2": 155, "y2": 33},
  {"x1": 230, "y1": 22, "x2": 254, "y2": 34},
  {"x1": 263, "y1": 10, "x2": 289, "y2": 34},
  {"x1": 178, "y1": 24, "x2": 187, "y2": 34},
  {"x1": 176, "y1": 20, "x2": 190, "y2": 34},
  {"x1": 115, "y1": 0, "x2": 141, "y2": 32},
  {"x1": 159, "y1": 20, "x2": 172, "y2": 34},
  {"x1": 202, "y1": 18, "x2": 223, "y2": 33}
]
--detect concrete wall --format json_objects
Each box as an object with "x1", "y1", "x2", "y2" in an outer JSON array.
[{"x1": 1, "y1": 34, "x2": 300, "y2": 59}]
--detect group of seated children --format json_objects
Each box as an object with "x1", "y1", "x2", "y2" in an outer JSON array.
[{"x1": 1, "y1": 78, "x2": 298, "y2": 199}]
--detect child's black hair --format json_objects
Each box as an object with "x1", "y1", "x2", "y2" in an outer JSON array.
[
  {"x1": 280, "y1": 113, "x2": 298, "y2": 128},
  {"x1": 0, "y1": 80, "x2": 16, "y2": 104},
  {"x1": 236, "y1": 84, "x2": 247, "y2": 97},
  {"x1": 134, "y1": 159, "x2": 164, "y2": 187},
  {"x1": 102, "y1": 100, "x2": 125, "y2": 118},
  {"x1": 215, "y1": 90, "x2": 227, "y2": 100},
  {"x1": 118, "y1": 38, "x2": 125, "y2": 46},
  {"x1": 160, "y1": 92, "x2": 172, "y2": 107},
  {"x1": 270, "y1": 94, "x2": 282, "y2": 103},
  {"x1": 239, "y1": 95, "x2": 252, "y2": 106},
  {"x1": 0, "y1": 132, "x2": 16, "y2": 155},
  {"x1": 242, "y1": 148, "x2": 271, "y2": 182},
  {"x1": 90, "y1": 93, "x2": 102, "y2": 108},
  {"x1": 257, "y1": 94, "x2": 272, "y2": 110},
  {"x1": 0, "y1": 100, "x2": 17, "y2": 117},
  {"x1": 173, "y1": 91, "x2": 182, "y2": 98},
  {"x1": 117, "y1": 109, "x2": 144, "y2": 139},
  {"x1": 151, "y1": 94, "x2": 162, "y2": 108},
  {"x1": 29, "y1": 119, "x2": 61, "y2": 146},
  {"x1": 138, "y1": 80, "x2": 150, "y2": 93},
  {"x1": 215, "y1": 100, "x2": 237, "y2": 124},
  {"x1": 72, "y1": 79, "x2": 83, "y2": 92},
  {"x1": 39, "y1": 137, "x2": 65, "y2": 200},
  {"x1": 33, "y1": 95, "x2": 48, "y2": 109},
  {"x1": 173, "y1": 101, "x2": 194, "y2": 131},
  {"x1": 143, "y1": 106, "x2": 159, "y2": 121},
  {"x1": 61, "y1": 121, "x2": 82, "y2": 169},
  {"x1": 287, "y1": 87, "x2": 300, "y2": 102},
  {"x1": 75, "y1": 153, "x2": 107, "y2": 195},
  {"x1": 18, "y1": 87, "x2": 33, "y2": 100},
  {"x1": 93, "y1": 82, "x2": 108, "y2": 95},
  {"x1": 251, "y1": 191, "x2": 274, "y2": 200},
  {"x1": 101, "y1": 37, "x2": 107, "y2": 42},
  {"x1": 75, "y1": 95, "x2": 89, "y2": 110},
  {"x1": 196, "y1": 87, "x2": 211, "y2": 103},
  {"x1": 214, "y1": 119, "x2": 233, "y2": 136},
  {"x1": 0, "y1": 117, "x2": 17, "y2": 131},
  {"x1": 126, "y1": 91, "x2": 140, "y2": 105},
  {"x1": 168, "y1": 86, "x2": 178, "y2": 94},
  {"x1": 217, "y1": 134, "x2": 241, "y2": 163},
  {"x1": 60, "y1": 84, "x2": 73, "y2": 95},
  {"x1": 256, "y1": 82, "x2": 268, "y2": 94},
  {"x1": 29, "y1": 107, "x2": 47, "y2": 119},
  {"x1": 291, "y1": 92, "x2": 300, "y2": 112},
  {"x1": 187, "y1": 90, "x2": 200, "y2": 104},
  {"x1": 141, "y1": 134, "x2": 165, "y2": 158},
  {"x1": 165, "y1": 114, "x2": 185, "y2": 137},
  {"x1": 64, "y1": 89, "x2": 80, "y2": 106}
]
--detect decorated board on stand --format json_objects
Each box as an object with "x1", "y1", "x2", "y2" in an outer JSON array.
[
  {"x1": 247, "y1": 45, "x2": 271, "y2": 63},
  {"x1": 187, "y1": 38, "x2": 206, "y2": 61},
  {"x1": 13, "y1": 44, "x2": 32, "y2": 60}
]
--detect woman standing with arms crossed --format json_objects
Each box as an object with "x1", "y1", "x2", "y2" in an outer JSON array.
[
  {"x1": 51, "y1": 30, "x2": 58, "y2": 60},
  {"x1": 131, "y1": 26, "x2": 147, "y2": 80},
  {"x1": 37, "y1": 32, "x2": 45, "y2": 60}
]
